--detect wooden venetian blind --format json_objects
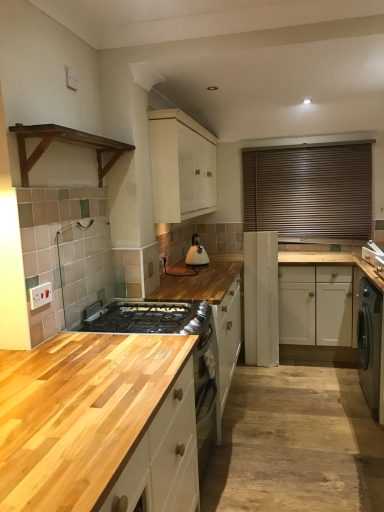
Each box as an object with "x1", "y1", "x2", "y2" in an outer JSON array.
[{"x1": 242, "y1": 142, "x2": 373, "y2": 240}]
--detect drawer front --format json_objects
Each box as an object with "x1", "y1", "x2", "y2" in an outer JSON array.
[
  {"x1": 165, "y1": 442, "x2": 199, "y2": 512},
  {"x1": 278, "y1": 265, "x2": 315, "y2": 283},
  {"x1": 99, "y1": 433, "x2": 150, "y2": 512},
  {"x1": 151, "y1": 386, "x2": 196, "y2": 512},
  {"x1": 216, "y1": 274, "x2": 241, "y2": 324},
  {"x1": 316, "y1": 265, "x2": 353, "y2": 283},
  {"x1": 149, "y1": 357, "x2": 193, "y2": 456}
]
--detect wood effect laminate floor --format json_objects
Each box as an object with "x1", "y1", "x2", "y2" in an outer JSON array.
[{"x1": 200, "y1": 365, "x2": 384, "y2": 512}]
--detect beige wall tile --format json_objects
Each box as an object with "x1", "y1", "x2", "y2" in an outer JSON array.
[
  {"x1": 30, "y1": 322, "x2": 44, "y2": 348},
  {"x1": 43, "y1": 315, "x2": 58, "y2": 340},
  {"x1": 70, "y1": 200, "x2": 81, "y2": 220},
  {"x1": 37, "y1": 249, "x2": 52, "y2": 274},
  {"x1": 16, "y1": 188, "x2": 31, "y2": 203},
  {"x1": 20, "y1": 228, "x2": 36, "y2": 253},
  {"x1": 23, "y1": 252, "x2": 38, "y2": 277},
  {"x1": 31, "y1": 188, "x2": 46, "y2": 203},
  {"x1": 124, "y1": 250, "x2": 140, "y2": 266},
  {"x1": 126, "y1": 283, "x2": 142, "y2": 299},
  {"x1": 59, "y1": 200, "x2": 71, "y2": 221},
  {"x1": 35, "y1": 225, "x2": 50, "y2": 250},
  {"x1": 45, "y1": 188, "x2": 59, "y2": 201},
  {"x1": 46, "y1": 202, "x2": 60, "y2": 223},
  {"x1": 125, "y1": 265, "x2": 142, "y2": 283}
]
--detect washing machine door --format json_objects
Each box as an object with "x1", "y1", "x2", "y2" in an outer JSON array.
[{"x1": 357, "y1": 303, "x2": 371, "y2": 371}]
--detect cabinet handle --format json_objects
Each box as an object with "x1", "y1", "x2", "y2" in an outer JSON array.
[
  {"x1": 222, "y1": 305, "x2": 228, "y2": 313},
  {"x1": 308, "y1": 292, "x2": 315, "y2": 298},
  {"x1": 173, "y1": 388, "x2": 183, "y2": 401},
  {"x1": 331, "y1": 273, "x2": 338, "y2": 278},
  {"x1": 278, "y1": 272, "x2": 282, "y2": 278},
  {"x1": 111, "y1": 495, "x2": 128, "y2": 512},
  {"x1": 226, "y1": 320, "x2": 233, "y2": 330},
  {"x1": 229, "y1": 290, "x2": 235, "y2": 296},
  {"x1": 377, "y1": 266, "x2": 382, "y2": 272},
  {"x1": 207, "y1": 171, "x2": 213, "y2": 177},
  {"x1": 366, "y1": 256, "x2": 371, "y2": 261},
  {"x1": 347, "y1": 292, "x2": 352, "y2": 297},
  {"x1": 237, "y1": 278, "x2": 241, "y2": 285},
  {"x1": 195, "y1": 169, "x2": 201, "y2": 175},
  {"x1": 175, "y1": 444, "x2": 185, "y2": 457}
]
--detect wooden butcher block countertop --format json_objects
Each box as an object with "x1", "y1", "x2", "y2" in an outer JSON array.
[
  {"x1": 0, "y1": 331, "x2": 198, "y2": 512},
  {"x1": 147, "y1": 253, "x2": 244, "y2": 304}
]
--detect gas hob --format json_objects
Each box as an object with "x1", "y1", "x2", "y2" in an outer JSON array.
[{"x1": 75, "y1": 300, "x2": 211, "y2": 335}]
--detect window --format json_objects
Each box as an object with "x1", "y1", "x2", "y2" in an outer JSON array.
[{"x1": 242, "y1": 141, "x2": 373, "y2": 241}]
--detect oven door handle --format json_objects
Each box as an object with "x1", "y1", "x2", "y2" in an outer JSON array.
[{"x1": 196, "y1": 385, "x2": 217, "y2": 429}]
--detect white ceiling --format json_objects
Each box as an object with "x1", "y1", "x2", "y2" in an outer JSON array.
[{"x1": 27, "y1": 0, "x2": 384, "y2": 141}]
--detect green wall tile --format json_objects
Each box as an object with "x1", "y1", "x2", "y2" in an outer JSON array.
[
  {"x1": 114, "y1": 282, "x2": 127, "y2": 298},
  {"x1": 148, "y1": 261, "x2": 154, "y2": 278},
  {"x1": 375, "y1": 220, "x2": 384, "y2": 230},
  {"x1": 25, "y1": 275, "x2": 39, "y2": 301},
  {"x1": 80, "y1": 199, "x2": 90, "y2": 218},
  {"x1": 330, "y1": 244, "x2": 341, "y2": 252},
  {"x1": 18, "y1": 203, "x2": 34, "y2": 228},
  {"x1": 59, "y1": 189, "x2": 70, "y2": 200}
]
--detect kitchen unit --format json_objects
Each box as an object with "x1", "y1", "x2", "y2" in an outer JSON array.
[
  {"x1": 148, "y1": 109, "x2": 218, "y2": 223},
  {"x1": 279, "y1": 264, "x2": 353, "y2": 347},
  {"x1": 0, "y1": 333, "x2": 200, "y2": 512}
]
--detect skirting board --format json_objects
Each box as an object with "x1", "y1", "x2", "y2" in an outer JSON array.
[{"x1": 280, "y1": 345, "x2": 358, "y2": 365}]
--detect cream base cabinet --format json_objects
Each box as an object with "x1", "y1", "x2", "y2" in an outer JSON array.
[
  {"x1": 149, "y1": 109, "x2": 218, "y2": 223},
  {"x1": 279, "y1": 282, "x2": 316, "y2": 345},
  {"x1": 213, "y1": 275, "x2": 242, "y2": 417},
  {"x1": 99, "y1": 358, "x2": 199, "y2": 512},
  {"x1": 316, "y1": 265, "x2": 353, "y2": 347}
]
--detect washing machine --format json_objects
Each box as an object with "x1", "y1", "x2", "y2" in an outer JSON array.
[{"x1": 357, "y1": 276, "x2": 382, "y2": 421}]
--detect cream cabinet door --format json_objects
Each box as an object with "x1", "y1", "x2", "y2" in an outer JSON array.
[
  {"x1": 279, "y1": 282, "x2": 316, "y2": 345},
  {"x1": 178, "y1": 123, "x2": 196, "y2": 214},
  {"x1": 316, "y1": 282, "x2": 352, "y2": 347}
]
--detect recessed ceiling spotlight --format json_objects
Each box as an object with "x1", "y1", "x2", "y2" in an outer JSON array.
[
  {"x1": 207, "y1": 86, "x2": 219, "y2": 91},
  {"x1": 303, "y1": 98, "x2": 312, "y2": 105}
]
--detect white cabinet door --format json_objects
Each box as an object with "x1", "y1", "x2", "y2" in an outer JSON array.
[
  {"x1": 218, "y1": 320, "x2": 231, "y2": 416},
  {"x1": 279, "y1": 282, "x2": 316, "y2": 345},
  {"x1": 196, "y1": 137, "x2": 217, "y2": 210},
  {"x1": 229, "y1": 285, "x2": 241, "y2": 369},
  {"x1": 178, "y1": 123, "x2": 196, "y2": 214},
  {"x1": 316, "y1": 282, "x2": 352, "y2": 347}
]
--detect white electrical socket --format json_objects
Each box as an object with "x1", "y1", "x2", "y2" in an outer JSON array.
[
  {"x1": 66, "y1": 66, "x2": 79, "y2": 91},
  {"x1": 29, "y1": 282, "x2": 53, "y2": 310}
]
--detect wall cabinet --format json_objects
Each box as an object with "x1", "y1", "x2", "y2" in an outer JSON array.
[
  {"x1": 212, "y1": 275, "x2": 242, "y2": 417},
  {"x1": 99, "y1": 357, "x2": 199, "y2": 512},
  {"x1": 149, "y1": 109, "x2": 218, "y2": 223},
  {"x1": 279, "y1": 265, "x2": 353, "y2": 347}
]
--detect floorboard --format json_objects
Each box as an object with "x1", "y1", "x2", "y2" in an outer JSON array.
[{"x1": 200, "y1": 365, "x2": 384, "y2": 512}]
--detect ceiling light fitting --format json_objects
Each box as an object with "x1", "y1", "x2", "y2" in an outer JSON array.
[
  {"x1": 207, "y1": 86, "x2": 218, "y2": 91},
  {"x1": 303, "y1": 98, "x2": 312, "y2": 105}
]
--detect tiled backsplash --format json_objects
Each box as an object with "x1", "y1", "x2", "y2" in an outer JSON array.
[
  {"x1": 156, "y1": 222, "x2": 243, "y2": 270},
  {"x1": 17, "y1": 187, "x2": 112, "y2": 346}
]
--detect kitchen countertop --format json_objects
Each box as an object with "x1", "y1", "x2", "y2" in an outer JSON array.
[
  {"x1": 0, "y1": 331, "x2": 198, "y2": 511},
  {"x1": 147, "y1": 253, "x2": 244, "y2": 304}
]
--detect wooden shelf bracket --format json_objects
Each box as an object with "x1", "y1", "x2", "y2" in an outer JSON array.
[{"x1": 9, "y1": 123, "x2": 135, "y2": 187}]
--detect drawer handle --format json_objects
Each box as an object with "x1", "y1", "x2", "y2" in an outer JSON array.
[
  {"x1": 347, "y1": 292, "x2": 352, "y2": 298},
  {"x1": 111, "y1": 495, "x2": 128, "y2": 512},
  {"x1": 308, "y1": 292, "x2": 315, "y2": 298},
  {"x1": 173, "y1": 388, "x2": 183, "y2": 401},
  {"x1": 226, "y1": 320, "x2": 233, "y2": 330},
  {"x1": 175, "y1": 443, "x2": 186, "y2": 457},
  {"x1": 237, "y1": 279, "x2": 241, "y2": 285},
  {"x1": 222, "y1": 305, "x2": 228, "y2": 313},
  {"x1": 377, "y1": 266, "x2": 382, "y2": 272},
  {"x1": 331, "y1": 273, "x2": 338, "y2": 278},
  {"x1": 229, "y1": 290, "x2": 235, "y2": 296},
  {"x1": 207, "y1": 171, "x2": 213, "y2": 177},
  {"x1": 366, "y1": 256, "x2": 371, "y2": 261},
  {"x1": 195, "y1": 169, "x2": 201, "y2": 175}
]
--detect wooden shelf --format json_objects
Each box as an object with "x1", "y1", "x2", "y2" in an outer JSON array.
[{"x1": 9, "y1": 123, "x2": 135, "y2": 187}]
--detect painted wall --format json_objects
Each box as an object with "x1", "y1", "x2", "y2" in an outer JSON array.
[
  {"x1": 206, "y1": 132, "x2": 384, "y2": 224},
  {"x1": 0, "y1": 0, "x2": 103, "y2": 187},
  {"x1": 0, "y1": 84, "x2": 31, "y2": 349}
]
